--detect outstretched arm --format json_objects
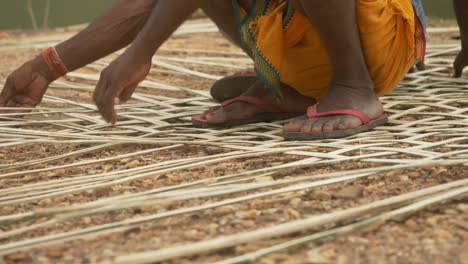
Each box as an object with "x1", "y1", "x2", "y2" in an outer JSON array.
[
  {"x1": 0, "y1": 0, "x2": 157, "y2": 110},
  {"x1": 57, "y1": 0, "x2": 158, "y2": 72},
  {"x1": 453, "y1": 0, "x2": 468, "y2": 77},
  {"x1": 93, "y1": 0, "x2": 203, "y2": 123}
]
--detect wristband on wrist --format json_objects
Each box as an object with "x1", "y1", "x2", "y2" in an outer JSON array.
[{"x1": 41, "y1": 47, "x2": 69, "y2": 78}]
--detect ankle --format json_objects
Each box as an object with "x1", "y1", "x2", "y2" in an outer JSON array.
[{"x1": 330, "y1": 79, "x2": 375, "y2": 90}]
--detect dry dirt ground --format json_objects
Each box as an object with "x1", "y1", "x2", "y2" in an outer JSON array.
[{"x1": 0, "y1": 18, "x2": 466, "y2": 264}]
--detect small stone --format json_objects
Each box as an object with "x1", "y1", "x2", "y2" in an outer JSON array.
[
  {"x1": 385, "y1": 171, "x2": 398, "y2": 177},
  {"x1": 426, "y1": 216, "x2": 440, "y2": 226},
  {"x1": 208, "y1": 223, "x2": 219, "y2": 233},
  {"x1": 235, "y1": 210, "x2": 259, "y2": 220},
  {"x1": 452, "y1": 220, "x2": 468, "y2": 230},
  {"x1": 334, "y1": 186, "x2": 364, "y2": 199},
  {"x1": 456, "y1": 204, "x2": 468, "y2": 212},
  {"x1": 4, "y1": 252, "x2": 28, "y2": 262},
  {"x1": 287, "y1": 209, "x2": 301, "y2": 218},
  {"x1": 405, "y1": 219, "x2": 418, "y2": 230},
  {"x1": 204, "y1": 147, "x2": 220, "y2": 154},
  {"x1": 185, "y1": 229, "x2": 200, "y2": 239},
  {"x1": 83, "y1": 217, "x2": 92, "y2": 224},
  {"x1": 242, "y1": 220, "x2": 256, "y2": 227},
  {"x1": 399, "y1": 175, "x2": 410, "y2": 181},
  {"x1": 433, "y1": 229, "x2": 453, "y2": 240},
  {"x1": 46, "y1": 248, "x2": 64, "y2": 258},
  {"x1": 290, "y1": 198, "x2": 302, "y2": 206},
  {"x1": 458, "y1": 253, "x2": 468, "y2": 264},
  {"x1": 213, "y1": 206, "x2": 235, "y2": 216},
  {"x1": 314, "y1": 191, "x2": 332, "y2": 201},
  {"x1": 102, "y1": 164, "x2": 113, "y2": 173},
  {"x1": 307, "y1": 248, "x2": 330, "y2": 263},
  {"x1": 127, "y1": 160, "x2": 141, "y2": 168},
  {"x1": 443, "y1": 209, "x2": 458, "y2": 215},
  {"x1": 406, "y1": 171, "x2": 421, "y2": 178}
]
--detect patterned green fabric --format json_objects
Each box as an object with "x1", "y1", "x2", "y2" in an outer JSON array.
[{"x1": 232, "y1": 0, "x2": 295, "y2": 99}]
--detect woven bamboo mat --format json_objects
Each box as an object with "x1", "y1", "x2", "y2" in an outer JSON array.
[{"x1": 0, "y1": 20, "x2": 466, "y2": 263}]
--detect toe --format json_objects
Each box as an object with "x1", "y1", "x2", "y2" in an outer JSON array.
[
  {"x1": 205, "y1": 108, "x2": 230, "y2": 124},
  {"x1": 300, "y1": 118, "x2": 316, "y2": 132},
  {"x1": 335, "y1": 116, "x2": 362, "y2": 130},
  {"x1": 283, "y1": 116, "x2": 307, "y2": 132},
  {"x1": 322, "y1": 119, "x2": 338, "y2": 132},
  {"x1": 310, "y1": 118, "x2": 326, "y2": 132}
]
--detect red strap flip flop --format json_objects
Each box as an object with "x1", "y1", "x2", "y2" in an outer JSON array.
[
  {"x1": 192, "y1": 96, "x2": 303, "y2": 128},
  {"x1": 283, "y1": 105, "x2": 389, "y2": 140}
]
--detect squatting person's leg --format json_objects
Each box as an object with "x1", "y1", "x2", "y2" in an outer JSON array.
[
  {"x1": 199, "y1": 0, "x2": 315, "y2": 124},
  {"x1": 283, "y1": 0, "x2": 384, "y2": 133}
]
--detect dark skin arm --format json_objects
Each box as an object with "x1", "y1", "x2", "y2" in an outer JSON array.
[
  {"x1": 93, "y1": 0, "x2": 203, "y2": 123},
  {"x1": 0, "y1": 0, "x2": 157, "y2": 110},
  {"x1": 453, "y1": 0, "x2": 468, "y2": 77}
]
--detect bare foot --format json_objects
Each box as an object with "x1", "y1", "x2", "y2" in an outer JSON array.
[
  {"x1": 200, "y1": 81, "x2": 315, "y2": 124},
  {"x1": 283, "y1": 81, "x2": 383, "y2": 133}
]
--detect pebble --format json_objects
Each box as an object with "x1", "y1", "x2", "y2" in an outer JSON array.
[
  {"x1": 307, "y1": 248, "x2": 330, "y2": 263},
  {"x1": 102, "y1": 164, "x2": 113, "y2": 173},
  {"x1": 399, "y1": 175, "x2": 410, "y2": 181},
  {"x1": 406, "y1": 171, "x2": 421, "y2": 178},
  {"x1": 203, "y1": 147, "x2": 220, "y2": 154},
  {"x1": 213, "y1": 206, "x2": 235, "y2": 216},
  {"x1": 314, "y1": 191, "x2": 332, "y2": 201},
  {"x1": 426, "y1": 216, "x2": 440, "y2": 226},
  {"x1": 235, "y1": 210, "x2": 259, "y2": 220},
  {"x1": 184, "y1": 229, "x2": 200, "y2": 239},
  {"x1": 83, "y1": 217, "x2": 92, "y2": 224},
  {"x1": 433, "y1": 229, "x2": 453, "y2": 240},
  {"x1": 4, "y1": 252, "x2": 28, "y2": 262},
  {"x1": 405, "y1": 219, "x2": 419, "y2": 230},
  {"x1": 287, "y1": 209, "x2": 301, "y2": 218},
  {"x1": 334, "y1": 186, "x2": 364, "y2": 199},
  {"x1": 208, "y1": 223, "x2": 219, "y2": 233},
  {"x1": 456, "y1": 204, "x2": 468, "y2": 212},
  {"x1": 386, "y1": 171, "x2": 398, "y2": 177},
  {"x1": 242, "y1": 220, "x2": 256, "y2": 227},
  {"x1": 46, "y1": 248, "x2": 64, "y2": 258},
  {"x1": 443, "y1": 209, "x2": 458, "y2": 215},
  {"x1": 458, "y1": 253, "x2": 468, "y2": 264},
  {"x1": 127, "y1": 160, "x2": 141, "y2": 168},
  {"x1": 290, "y1": 198, "x2": 302, "y2": 206}
]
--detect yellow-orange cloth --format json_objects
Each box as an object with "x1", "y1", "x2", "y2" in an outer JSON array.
[{"x1": 233, "y1": 0, "x2": 423, "y2": 99}]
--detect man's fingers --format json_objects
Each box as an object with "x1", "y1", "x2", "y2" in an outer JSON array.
[
  {"x1": 95, "y1": 82, "x2": 120, "y2": 124},
  {"x1": 93, "y1": 75, "x2": 106, "y2": 105},
  {"x1": 93, "y1": 77, "x2": 113, "y2": 123},
  {"x1": 118, "y1": 84, "x2": 137, "y2": 102},
  {"x1": 96, "y1": 93, "x2": 117, "y2": 124}
]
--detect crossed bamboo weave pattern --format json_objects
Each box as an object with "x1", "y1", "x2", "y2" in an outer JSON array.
[{"x1": 0, "y1": 20, "x2": 466, "y2": 263}]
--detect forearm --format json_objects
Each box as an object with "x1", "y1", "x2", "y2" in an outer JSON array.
[
  {"x1": 131, "y1": 0, "x2": 204, "y2": 58},
  {"x1": 454, "y1": 0, "x2": 468, "y2": 49},
  {"x1": 55, "y1": 0, "x2": 158, "y2": 72}
]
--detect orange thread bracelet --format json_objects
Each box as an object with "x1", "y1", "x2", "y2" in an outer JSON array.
[{"x1": 41, "y1": 47, "x2": 68, "y2": 78}]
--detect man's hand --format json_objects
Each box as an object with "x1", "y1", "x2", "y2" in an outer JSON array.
[
  {"x1": 0, "y1": 57, "x2": 55, "y2": 112},
  {"x1": 454, "y1": 48, "x2": 468, "y2": 77},
  {"x1": 93, "y1": 47, "x2": 151, "y2": 124}
]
